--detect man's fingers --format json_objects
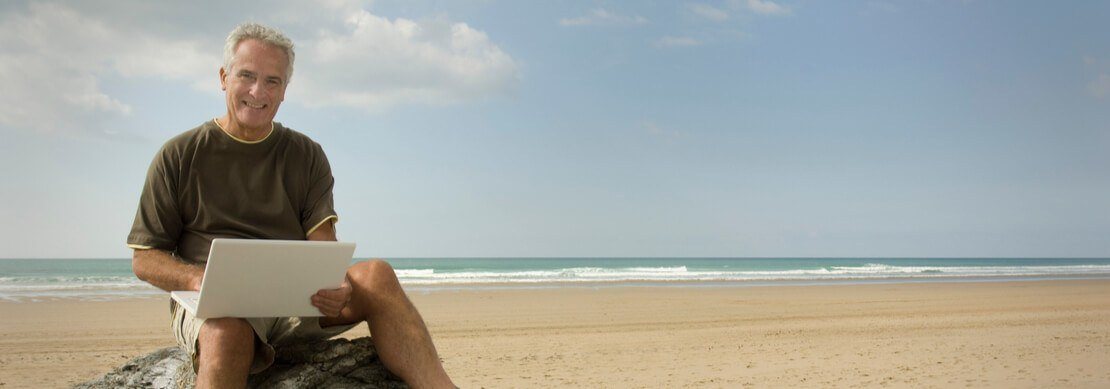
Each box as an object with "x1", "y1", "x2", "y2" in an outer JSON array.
[
  {"x1": 311, "y1": 295, "x2": 343, "y2": 316},
  {"x1": 316, "y1": 283, "x2": 351, "y2": 300},
  {"x1": 312, "y1": 294, "x2": 343, "y2": 308},
  {"x1": 312, "y1": 283, "x2": 351, "y2": 317},
  {"x1": 316, "y1": 289, "x2": 340, "y2": 299}
]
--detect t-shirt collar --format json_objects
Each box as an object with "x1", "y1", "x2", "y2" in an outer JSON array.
[{"x1": 212, "y1": 118, "x2": 275, "y2": 144}]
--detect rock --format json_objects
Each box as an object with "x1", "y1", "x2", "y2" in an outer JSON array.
[
  {"x1": 74, "y1": 346, "x2": 194, "y2": 389},
  {"x1": 75, "y1": 337, "x2": 407, "y2": 389}
]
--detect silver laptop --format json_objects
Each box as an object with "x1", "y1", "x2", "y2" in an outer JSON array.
[{"x1": 171, "y1": 239, "x2": 356, "y2": 319}]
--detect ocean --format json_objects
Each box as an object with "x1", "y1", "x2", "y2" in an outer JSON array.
[{"x1": 3, "y1": 257, "x2": 1110, "y2": 302}]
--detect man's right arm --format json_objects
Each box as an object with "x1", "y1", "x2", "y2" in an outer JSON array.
[{"x1": 132, "y1": 249, "x2": 204, "y2": 292}]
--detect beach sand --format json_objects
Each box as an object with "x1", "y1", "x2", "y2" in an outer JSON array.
[{"x1": 2, "y1": 280, "x2": 1108, "y2": 388}]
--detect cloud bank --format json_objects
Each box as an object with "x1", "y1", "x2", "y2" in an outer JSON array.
[
  {"x1": 0, "y1": 3, "x2": 216, "y2": 135},
  {"x1": 296, "y1": 10, "x2": 518, "y2": 111},
  {"x1": 0, "y1": 1, "x2": 518, "y2": 135}
]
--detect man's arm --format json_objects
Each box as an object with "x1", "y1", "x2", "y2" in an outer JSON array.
[
  {"x1": 307, "y1": 218, "x2": 337, "y2": 242},
  {"x1": 309, "y1": 220, "x2": 350, "y2": 317},
  {"x1": 132, "y1": 249, "x2": 204, "y2": 292},
  {"x1": 134, "y1": 219, "x2": 335, "y2": 293}
]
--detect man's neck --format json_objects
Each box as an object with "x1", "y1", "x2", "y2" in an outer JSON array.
[{"x1": 216, "y1": 116, "x2": 272, "y2": 142}]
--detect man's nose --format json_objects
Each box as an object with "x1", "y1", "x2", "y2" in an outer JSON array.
[{"x1": 248, "y1": 80, "x2": 268, "y2": 97}]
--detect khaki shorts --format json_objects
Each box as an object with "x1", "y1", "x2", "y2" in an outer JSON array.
[{"x1": 170, "y1": 300, "x2": 357, "y2": 374}]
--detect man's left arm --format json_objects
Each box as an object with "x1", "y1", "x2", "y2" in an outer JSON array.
[
  {"x1": 306, "y1": 218, "x2": 337, "y2": 242},
  {"x1": 308, "y1": 220, "x2": 351, "y2": 317}
]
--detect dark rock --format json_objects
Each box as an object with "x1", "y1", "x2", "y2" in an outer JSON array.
[{"x1": 75, "y1": 337, "x2": 407, "y2": 389}]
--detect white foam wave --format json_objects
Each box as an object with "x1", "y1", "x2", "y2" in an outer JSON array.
[
  {"x1": 5, "y1": 263, "x2": 1110, "y2": 299},
  {"x1": 0, "y1": 276, "x2": 141, "y2": 283},
  {"x1": 0, "y1": 276, "x2": 160, "y2": 302},
  {"x1": 393, "y1": 264, "x2": 1110, "y2": 285},
  {"x1": 0, "y1": 282, "x2": 155, "y2": 292},
  {"x1": 395, "y1": 269, "x2": 435, "y2": 277}
]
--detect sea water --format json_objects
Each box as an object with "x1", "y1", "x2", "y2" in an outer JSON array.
[{"x1": 3, "y1": 257, "x2": 1110, "y2": 301}]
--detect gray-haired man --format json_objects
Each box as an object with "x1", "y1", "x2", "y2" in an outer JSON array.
[{"x1": 128, "y1": 23, "x2": 455, "y2": 388}]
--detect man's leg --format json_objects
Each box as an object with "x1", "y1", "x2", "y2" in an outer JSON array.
[
  {"x1": 196, "y1": 318, "x2": 255, "y2": 389},
  {"x1": 322, "y1": 260, "x2": 454, "y2": 388}
]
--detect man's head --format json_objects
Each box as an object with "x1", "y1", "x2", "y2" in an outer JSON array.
[
  {"x1": 223, "y1": 23, "x2": 295, "y2": 82},
  {"x1": 219, "y1": 23, "x2": 295, "y2": 135}
]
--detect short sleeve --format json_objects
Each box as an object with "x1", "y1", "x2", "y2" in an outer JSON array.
[
  {"x1": 127, "y1": 146, "x2": 183, "y2": 251},
  {"x1": 302, "y1": 143, "x2": 338, "y2": 236}
]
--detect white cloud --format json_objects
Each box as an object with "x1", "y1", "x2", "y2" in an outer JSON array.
[
  {"x1": 688, "y1": 3, "x2": 730, "y2": 22},
  {"x1": 0, "y1": 2, "x2": 519, "y2": 134},
  {"x1": 559, "y1": 9, "x2": 649, "y2": 26},
  {"x1": 295, "y1": 10, "x2": 519, "y2": 111},
  {"x1": 742, "y1": 0, "x2": 792, "y2": 16},
  {"x1": 114, "y1": 39, "x2": 220, "y2": 90},
  {"x1": 654, "y1": 36, "x2": 704, "y2": 48},
  {"x1": 0, "y1": 2, "x2": 216, "y2": 136},
  {"x1": 0, "y1": 55, "x2": 130, "y2": 135}
]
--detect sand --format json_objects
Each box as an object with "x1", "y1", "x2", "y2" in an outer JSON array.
[{"x1": 2, "y1": 280, "x2": 1109, "y2": 388}]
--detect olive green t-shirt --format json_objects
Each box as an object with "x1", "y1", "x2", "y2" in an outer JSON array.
[{"x1": 127, "y1": 120, "x2": 338, "y2": 264}]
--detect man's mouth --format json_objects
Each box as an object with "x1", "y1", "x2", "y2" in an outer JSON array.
[{"x1": 243, "y1": 101, "x2": 266, "y2": 109}]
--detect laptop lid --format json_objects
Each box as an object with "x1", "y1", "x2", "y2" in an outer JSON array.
[{"x1": 191, "y1": 239, "x2": 355, "y2": 319}]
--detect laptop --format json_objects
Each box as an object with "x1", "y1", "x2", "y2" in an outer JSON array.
[{"x1": 171, "y1": 239, "x2": 356, "y2": 319}]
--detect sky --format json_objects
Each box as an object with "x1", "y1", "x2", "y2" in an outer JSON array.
[{"x1": 1, "y1": 0, "x2": 1108, "y2": 258}]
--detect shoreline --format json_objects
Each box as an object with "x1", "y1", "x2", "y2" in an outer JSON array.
[
  {"x1": 6, "y1": 273, "x2": 1110, "y2": 302},
  {"x1": 2, "y1": 279, "x2": 1109, "y2": 387},
  {"x1": 8, "y1": 257, "x2": 1110, "y2": 300},
  {"x1": 404, "y1": 272, "x2": 1110, "y2": 291}
]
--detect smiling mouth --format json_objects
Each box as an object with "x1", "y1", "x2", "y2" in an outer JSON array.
[{"x1": 243, "y1": 101, "x2": 267, "y2": 109}]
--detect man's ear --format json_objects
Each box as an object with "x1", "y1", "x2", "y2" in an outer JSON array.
[{"x1": 218, "y1": 67, "x2": 228, "y2": 91}]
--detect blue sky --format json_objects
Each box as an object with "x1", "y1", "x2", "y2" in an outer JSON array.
[{"x1": 1, "y1": 0, "x2": 1108, "y2": 258}]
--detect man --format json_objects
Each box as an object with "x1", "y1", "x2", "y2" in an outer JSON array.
[{"x1": 127, "y1": 23, "x2": 455, "y2": 389}]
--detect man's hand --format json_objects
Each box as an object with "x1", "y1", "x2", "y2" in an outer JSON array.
[
  {"x1": 312, "y1": 278, "x2": 352, "y2": 317},
  {"x1": 307, "y1": 219, "x2": 347, "y2": 316}
]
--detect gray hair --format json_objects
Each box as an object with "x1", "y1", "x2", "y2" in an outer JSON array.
[{"x1": 223, "y1": 23, "x2": 296, "y2": 83}]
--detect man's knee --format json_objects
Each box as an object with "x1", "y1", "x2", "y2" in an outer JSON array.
[
  {"x1": 348, "y1": 260, "x2": 403, "y2": 298},
  {"x1": 199, "y1": 318, "x2": 255, "y2": 358}
]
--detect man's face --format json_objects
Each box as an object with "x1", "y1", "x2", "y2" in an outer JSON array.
[{"x1": 219, "y1": 39, "x2": 289, "y2": 132}]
